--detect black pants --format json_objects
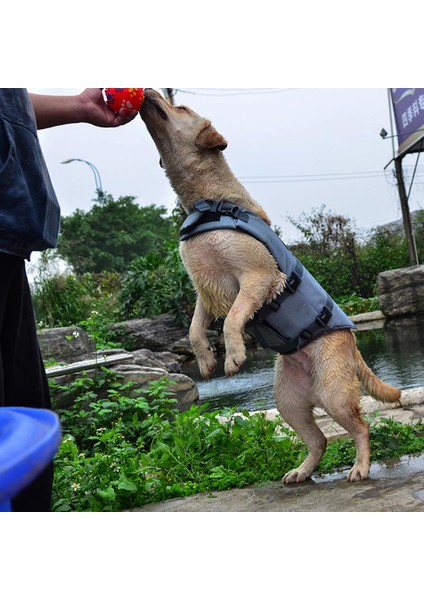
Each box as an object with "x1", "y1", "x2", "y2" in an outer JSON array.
[{"x1": 0, "y1": 252, "x2": 53, "y2": 511}]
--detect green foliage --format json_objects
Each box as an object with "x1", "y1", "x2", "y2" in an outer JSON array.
[
  {"x1": 338, "y1": 293, "x2": 379, "y2": 316},
  {"x1": 33, "y1": 268, "x2": 121, "y2": 336},
  {"x1": 287, "y1": 205, "x2": 424, "y2": 302},
  {"x1": 33, "y1": 202, "x2": 424, "y2": 339},
  {"x1": 119, "y1": 239, "x2": 196, "y2": 327},
  {"x1": 51, "y1": 371, "x2": 301, "y2": 511},
  {"x1": 57, "y1": 194, "x2": 174, "y2": 275},
  {"x1": 32, "y1": 273, "x2": 94, "y2": 329},
  {"x1": 357, "y1": 225, "x2": 410, "y2": 296},
  {"x1": 288, "y1": 206, "x2": 362, "y2": 298},
  {"x1": 51, "y1": 372, "x2": 424, "y2": 512}
]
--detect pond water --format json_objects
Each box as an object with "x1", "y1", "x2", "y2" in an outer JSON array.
[{"x1": 182, "y1": 315, "x2": 424, "y2": 413}]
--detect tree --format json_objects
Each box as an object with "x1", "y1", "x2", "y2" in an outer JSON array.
[
  {"x1": 57, "y1": 194, "x2": 174, "y2": 274},
  {"x1": 287, "y1": 205, "x2": 362, "y2": 298},
  {"x1": 119, "y1": 240, "x2": 196, "y2": 327}
]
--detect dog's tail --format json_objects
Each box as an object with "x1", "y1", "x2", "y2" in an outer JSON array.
[{"x1": 355, "y1": 347, "x2": 401, "y2": 403}]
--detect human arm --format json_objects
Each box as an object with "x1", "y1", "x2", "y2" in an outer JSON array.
[{"x1": 29, "y1": 88, "x2": 137, "y2": 130}]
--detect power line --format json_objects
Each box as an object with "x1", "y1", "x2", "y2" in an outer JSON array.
[
  {"x1": 239, "y1": 168, "x2": 424, "y2": 185},
  {"x1": 175, "y1": 88, "x2": 298, "y2": 97},
  {"x1": 241, "y1": 170, "x2": 385, "y2": 178}
]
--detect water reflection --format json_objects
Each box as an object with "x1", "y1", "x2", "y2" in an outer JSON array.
[{"x1": 182, "y1": 315, "x2": 424, "y2": 413}]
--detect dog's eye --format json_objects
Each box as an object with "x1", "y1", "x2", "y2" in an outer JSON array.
[{"x1": 177, "y1": 106, "x2": 188, "y2": 111}]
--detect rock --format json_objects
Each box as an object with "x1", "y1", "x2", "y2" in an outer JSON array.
[
  {"x1": 109, "y1": 314, "x2": 188, "y2": 352},
  {"x1": 38, "y1": 326, "x2": 95, "y2": 363},
  {"x1": 169, "y1": 336, "x2": 195, "y2": 357},
  {"x1": 378, "y1": 265, "x2": 424, "y2": 317},
  {"x1": 155, "y1": 351, "x2": 182, "y2": 373},
  {"x1": 112, "y1": 364, "x2": 198, "y2": 411},
  {"x1": 50, "y1": 361, "x2": 198, "y2": 413},
  {"x1": 132, "y1": 349, "x2": 170, "y2": 371},
  {"x1": 399, "y1": 387, "x2": 424, "y2": 407},
  {"x1": 132, "y1": 348, "x2": 183, "y2": 372}
]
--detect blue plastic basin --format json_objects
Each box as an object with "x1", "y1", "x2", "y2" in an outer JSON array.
[{"x1": 0, "y1": 408, "x2": 61, "y2": 511}]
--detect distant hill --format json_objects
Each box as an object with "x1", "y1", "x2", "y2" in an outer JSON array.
[{"x1": 375, "y1": 209, "x2": 423, "y2": 234}]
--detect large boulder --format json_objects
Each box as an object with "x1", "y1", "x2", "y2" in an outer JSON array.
[
  {"x1": 113, "y1": 364, "x2": 198, "y2": 412},
  {"x1": 38, "y1": 326, "x2": 95, "y2": 363},
  {"x1": 377, "y1": 265, "x2": 424, "y2": 317},
  {"x1": 132, "y1": 349, "x2": 182, "y2": 373},
  {"x1": 109, "y1": 314, "x2": 190, "y2": 354},
  {"x1": 50, "y1": 364, "x2": 198, "y2": 413}
]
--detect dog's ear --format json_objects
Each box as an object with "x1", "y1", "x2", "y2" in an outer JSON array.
[{"x1": 196, "y1": 122, "x2": 227, "y2": 151}]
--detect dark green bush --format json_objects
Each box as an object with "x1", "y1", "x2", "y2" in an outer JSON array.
[{"x1": 119, "y1": 239, "x2": 196, "y2": 327}]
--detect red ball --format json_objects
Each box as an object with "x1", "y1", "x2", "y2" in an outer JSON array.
[{"x1": 104, "y1": 88, "x2": 145, "y2": 115}]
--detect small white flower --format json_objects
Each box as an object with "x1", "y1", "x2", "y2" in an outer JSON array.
[{"x1": 71, "y1": 482, "x2": 81, "y2": 491}]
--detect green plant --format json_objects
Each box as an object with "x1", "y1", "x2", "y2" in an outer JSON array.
[
  {"x1": 51, "y1": 371, "x2": 303, "y2": 511},
  {"x1": 51, "y1": 369, "x2": 424, "y2": 512},
  {"x1": 33, "y1": 270, "x2": 122, "y2": 333},
  {"x1": 119, "y1": 239, "x2": 196, "y2": 327},
  {"x1": 338, "y1": 293, "x2": 379, "y2": 316}
]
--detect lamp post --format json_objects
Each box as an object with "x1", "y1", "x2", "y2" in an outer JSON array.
[
  {"x1": 161, "y1": 88, "x2": 176, "y2": 106},
  {"x1": 61, "y1": 158, "x2": 104, "y2": 196}
]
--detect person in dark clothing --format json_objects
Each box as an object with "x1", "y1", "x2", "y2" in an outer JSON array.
[{"x1": 0, "y1": 88, "x2": 137, "y2": 511}]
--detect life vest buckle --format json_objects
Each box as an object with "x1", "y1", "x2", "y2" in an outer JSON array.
[
  {"x1": 285, "y1": 270, "x2": 301, "y2": 294},
  {"x1": 315, "y1": 305, "x2": 332, "y2": 327}
]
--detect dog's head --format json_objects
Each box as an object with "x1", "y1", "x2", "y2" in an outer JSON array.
[{"x1": 140, "y1": 88, "x2": 227, "y2": 171}]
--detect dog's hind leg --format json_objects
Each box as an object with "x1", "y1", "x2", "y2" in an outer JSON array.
[
  {"x1": 312, "y1": 333, "x2": 370, "y2": 481},
  {"x1": 274, "y1": 355, "x2": 327, "y2": 484},
  {"x1": 189, "y1": 296, "x2": 217, "y2": 379},
  {"x1": 280, "y1": 406, "x2": 328, "y2": 484},
  {"x1": 319, "y1": 393, "x2": 370, "y2": 482}
]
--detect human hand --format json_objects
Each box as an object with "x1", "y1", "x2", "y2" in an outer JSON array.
[{"x1": 79, "y1": 88, "x2": 138, "y2": 127}]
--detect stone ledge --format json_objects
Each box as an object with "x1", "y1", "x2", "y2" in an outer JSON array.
[{"x1": 220, "y1": 387, "x2": 424, "y2": 440}]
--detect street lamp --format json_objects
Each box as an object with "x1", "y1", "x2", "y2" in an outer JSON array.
[{"x1": 61, "y1": 158, "x2": 104, "y2": 195}]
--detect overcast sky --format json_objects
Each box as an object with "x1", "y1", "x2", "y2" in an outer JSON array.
[{"x1": 30, "y1": 87, "x2": 423, "y2": 244}]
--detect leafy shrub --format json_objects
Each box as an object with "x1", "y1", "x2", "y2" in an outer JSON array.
[
  {"x1": 119, "y1": 239, "x2": 196, "y2": 327},
  {"x1": 287, "y1": 205, "x2": 424, "y2": 302},
  {"x1": 51, "y1": 371, "x2": 302, "y2": 511},
  {"x1": 51, "y1": 370, "x2": 424, "y2": 512},
  {"x1": 338, "y1": 293, "x2": 379, "y2": 316},
  {"x1": 33, "y1": 270, "x2": 122, "y2": 330}
]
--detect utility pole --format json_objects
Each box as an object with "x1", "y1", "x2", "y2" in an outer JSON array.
[
  {"x1": 162, "y1": 88, "x2": 175, "y2": 105},
  {"x1": 394, "y1": 156, "x2": 419, "y2": 266}
]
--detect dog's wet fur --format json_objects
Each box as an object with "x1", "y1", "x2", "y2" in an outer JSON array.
[{"x1": 140, "y1": 89, "x2": 401, "y2": 483}]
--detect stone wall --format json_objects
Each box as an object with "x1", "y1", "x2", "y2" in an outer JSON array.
[{"x1": 377, "y1": 265, "x2": 424, "y2": 318}]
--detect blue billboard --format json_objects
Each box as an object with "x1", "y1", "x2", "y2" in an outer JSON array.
[{"x1": 391, "y1": 88, "x2": 424, "y2": 156}]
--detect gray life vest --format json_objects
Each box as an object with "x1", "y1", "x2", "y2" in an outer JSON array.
[{"x1": 180, "y1": 199, "x2": 356, "y2": 355}]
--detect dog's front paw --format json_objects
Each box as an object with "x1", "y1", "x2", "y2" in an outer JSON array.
[{"x1": 224, "y1": 350, "x2": 246, "y2": 377}]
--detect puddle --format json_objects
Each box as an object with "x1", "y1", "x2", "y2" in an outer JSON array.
[{"x1": 312, "y1": 454, "x2": 424, "y2": 484}]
